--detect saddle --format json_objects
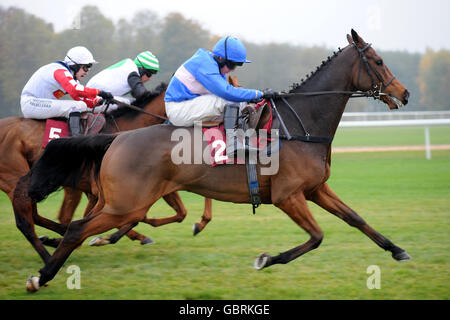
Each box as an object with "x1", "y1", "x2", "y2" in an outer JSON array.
[{"x1": 81, "y1": 113, "x2": 106, "y2": 135}]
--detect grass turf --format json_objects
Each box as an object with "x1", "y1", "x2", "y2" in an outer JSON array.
[{"x1": 0, "y1": 149, "x2": 448, "y2": 299}]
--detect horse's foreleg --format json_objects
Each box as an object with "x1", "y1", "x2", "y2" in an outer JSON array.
[
  {"x1": 254, "y1": 191, "x2": 323, "y2": 270},
  {"x1": 309, "y1": 183, "x2": 410, "y2": 261},
  {"x1": 193, "y1": 198, "x2": 212, "y2": 236},
  {"x1": 58, "y1": 188, "x2": 83, "y2": 226},
  {"x1": 143, "y1": 192, "x2": 187, "y2": 227}
]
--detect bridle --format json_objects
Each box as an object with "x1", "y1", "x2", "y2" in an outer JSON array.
[{"x1": 354, "y1": 42, "x2": 395, "y2": 99}]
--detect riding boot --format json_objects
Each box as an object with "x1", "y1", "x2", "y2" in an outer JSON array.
[
  {"x1": 224, "y1": 103, "x2": 257, "y2": 159},
  {"x1": 68, "y1": 111, "x2": 82, "y2": 137}
]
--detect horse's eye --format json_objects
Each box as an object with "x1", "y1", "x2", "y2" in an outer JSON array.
[{"x1": 376, "y1": 59, "x2": 383, "y2": 66}]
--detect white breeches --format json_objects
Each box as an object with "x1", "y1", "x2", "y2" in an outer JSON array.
[
  {"x1": 21, "y1": 95, "x2": 89, "y2": 119},
  {"x1": 165, "y1": 94, "x2": 238, "y2": 127}
]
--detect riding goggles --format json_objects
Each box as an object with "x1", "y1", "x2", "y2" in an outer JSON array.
[{"x1": 81, "y1": 64, "x2": 92, "y2": 72}]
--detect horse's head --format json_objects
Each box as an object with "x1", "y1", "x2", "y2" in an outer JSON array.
[{"x1": 347, "y1": 29, "x2": 409, "y2": 109}]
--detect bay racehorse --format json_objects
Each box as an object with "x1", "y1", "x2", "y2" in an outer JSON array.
[
  {"x1": 25, "y1": 30, "x2": 411, "y2": 292},
  {"x1": 4, "y1": 83, "x2": 213, "y2": 263}
]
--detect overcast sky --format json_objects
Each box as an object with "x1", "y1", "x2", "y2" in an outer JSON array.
[{"x1": 1, "y1": 0, "x2": 449, "y2": 53}]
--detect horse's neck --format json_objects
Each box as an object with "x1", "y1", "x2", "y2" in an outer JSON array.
[
  {"x1": 284, "y1": 46, "x2": 356, "y2": 139},
  {"x1": 140, "y1": 95, "x2": 166, "y2": 124}
]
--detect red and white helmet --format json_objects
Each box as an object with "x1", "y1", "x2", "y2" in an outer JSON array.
[{"x1": 64, "y1": 46, "x2": 98, "y2": 65}]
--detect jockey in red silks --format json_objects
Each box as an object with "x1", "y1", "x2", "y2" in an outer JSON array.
[{"x1": 20, "y1": 46, "x2": 113, "y2": 136}]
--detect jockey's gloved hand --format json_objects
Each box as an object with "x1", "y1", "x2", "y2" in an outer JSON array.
[
  {"x1": 262, "y1": 88, "x2": 278, "y2": 99},
  {"x1": 98, "y1": 90, "x2": 114, "y2": 102}
]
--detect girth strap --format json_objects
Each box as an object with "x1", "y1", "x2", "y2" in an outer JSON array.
[{"x1": 245, "y1": 154, "x2": 261, "y2": 214}]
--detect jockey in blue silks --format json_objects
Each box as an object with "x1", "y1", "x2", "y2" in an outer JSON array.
[{"x1": 165, "y1": 36, "x2": 274, "y2": 156}]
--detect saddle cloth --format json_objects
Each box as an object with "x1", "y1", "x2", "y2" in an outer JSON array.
[{"x1": 42, "y1": 113, "x2": 105, "y2": 148}]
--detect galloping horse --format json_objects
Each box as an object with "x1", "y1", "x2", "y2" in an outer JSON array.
[
  {"x1": 3, "y1": 83, "x2": 212, "y2": 263},
  {"x1": 26, "y1": 30, "x2": 410, "y2": 292}
]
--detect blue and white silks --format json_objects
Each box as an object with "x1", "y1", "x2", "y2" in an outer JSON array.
[{"x1": 164, "y1": 49, "x2": 262, "y2": 103}]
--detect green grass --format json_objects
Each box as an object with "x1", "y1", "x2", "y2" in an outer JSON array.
[
  {"x1": 0, "y1": 148, "x2": 449, "y2": 299},
  {"x1": 333, "y1": 126, "x2": 450, "y2": 147}
]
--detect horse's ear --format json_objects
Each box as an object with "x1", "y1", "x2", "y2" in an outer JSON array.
[
  {"x1": 351, "y1": 29, "x2": 362, "y2": 44},
  {"x1": 347, "y1": 34, "x2": 353, "y2": 44}
]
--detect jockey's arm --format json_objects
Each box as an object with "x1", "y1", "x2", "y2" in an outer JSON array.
[
  {"x1": 53, "y1": 69, "x2": 99, "y2": 103},
  {"x1": 127, "y1": 71, "x2": 148, "y2": 99},
  {"x1": 53, "y1": 69, "x2": 101, "y2": 109},
  {"x1": 196, "y1": 71, "x2": 262, "y2": 102}
]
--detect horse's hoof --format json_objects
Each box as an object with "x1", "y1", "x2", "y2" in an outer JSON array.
[
  {"x1": 26, "y1": 276, "x2": 40, "y2": 293},
  {"x1": 141, "y1": 237, "x2": 154, "y2": 245},
  {"x1": 254, "y1": 252, "x2": 271, "y2": 270},
  {"x1": 393, "y1": 250, "x2": 411, "y2": 261},
  {"x1": 88, "y1": 236, "x2": 109, "y2": 246},
  {"x1": 39, "y1": 235, "x2": 49, "y2": 243},
  {"x1": 192, "y1": 223, "x2": 201, "y2": 236}
]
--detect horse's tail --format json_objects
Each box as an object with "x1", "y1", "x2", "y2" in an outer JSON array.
[{"x1": 28, "y1": 134, "x2": 117, "y2": 203}]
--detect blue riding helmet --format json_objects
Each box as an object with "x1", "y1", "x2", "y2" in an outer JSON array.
[{"x1": 212, "y1": 36, "x2": 251, "y2": 63}]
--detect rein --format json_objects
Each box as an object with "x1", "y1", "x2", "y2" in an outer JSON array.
[
  {"x1": 275, "y1": 89, "x2": 390, "y2": 100},
  {"x1": 110, "y1": 99, "x2": 168, "y2": 121}
]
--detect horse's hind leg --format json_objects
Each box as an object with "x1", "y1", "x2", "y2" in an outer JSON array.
[
  {"x1": 13, "y1": 194, "x2": 51, "y2": 263},
  {"x1": 13, "y1": 199, "x2": 50, "y2": 263},
  {"x1": 83, "y1": 193, "x2": 154, "y2": 246},
  {"x1": 88, "y1": 222, "x2": 140, "y2": 246},
  {"x1": 16, "y1": 174, "x2": 67, "y2": 236},
  {"x1": 101, "y1": 192, "x2": 189, "y2": 244},
  {"x1": 255, "y1": 191, "x2": 323, "y2": 270},
  {"x1": 193, "y1": 198, "x2": 212, "y2": 236},
  {"x1": 309, "y1": 183, "x2": 410, "y2": 261},
  {"x1": 143, "y1": 191, "x2": 187, "y2": 227},
  {"x1": 12, "y1": 175, "x2": 67, "y2": 262},
  {"x1": 88, "y1": 225, "x2": 154, "y2": 246},
  {"x1": 27, "y1": 209, "x2": 144, "y2": 292},
  {"x1": 93, "y1": 192, "x2": 187, "y2": 247}
]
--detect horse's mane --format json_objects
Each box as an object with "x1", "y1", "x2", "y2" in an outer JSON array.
[
  {"x1": 107, "y1": 82, "x2": 167, "y2": 119},
  {"x1": 289, "y1": 47, "x2": 345, "y2": 92}
]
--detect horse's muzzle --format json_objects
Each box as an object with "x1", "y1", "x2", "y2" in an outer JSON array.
[{"x1": 403, "y1": 90, "x2": 410, "y2": 105}]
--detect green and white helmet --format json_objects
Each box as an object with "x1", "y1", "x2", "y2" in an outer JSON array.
[{"x1": 134, "y1": 51, "x2": 160, "y2": 73}]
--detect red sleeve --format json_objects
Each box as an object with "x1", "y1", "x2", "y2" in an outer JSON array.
[
  {"x1": 53, "y1": 69, "x2": 99, "y2": 100},
  {"x1": 81, "y1": 97, "x2": 102, "y2": 109}
]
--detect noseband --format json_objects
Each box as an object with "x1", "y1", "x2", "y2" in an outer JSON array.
[{"x1": 354, "y1": 42, "x2": 395, "y2": 99}]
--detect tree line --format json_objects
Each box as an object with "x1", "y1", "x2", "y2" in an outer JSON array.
[{"x1": 0, "y1": 5, "x2": 449, "y2": 118}]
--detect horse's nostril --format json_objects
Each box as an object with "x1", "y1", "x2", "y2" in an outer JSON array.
[{"x1": 403, "y1": 90, "x2": 410, "y2": 104}]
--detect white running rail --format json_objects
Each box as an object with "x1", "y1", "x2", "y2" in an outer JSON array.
[{"x1": 338, "y1": 111, "x2": 450, "y2": 159}]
